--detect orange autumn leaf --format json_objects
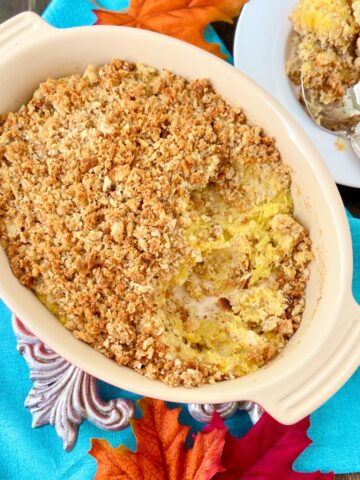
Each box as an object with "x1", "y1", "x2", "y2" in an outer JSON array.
[
  {"x1": 93, "y1": 0, "x2": 249, "y2": 58},
  {"x1": 89, "y1": 398, "x2": 226, "y2": 480}
]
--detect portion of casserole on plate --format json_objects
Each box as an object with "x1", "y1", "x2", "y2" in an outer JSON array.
[
  {"x1": 0, "y1": 60, "x2": 312, "y2": 387},
  {"x1": 287, "y1": 0, "x2": 360, "y2": 104}
]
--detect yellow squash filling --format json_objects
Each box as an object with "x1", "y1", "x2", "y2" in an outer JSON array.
[
  {"x1": 287, "y1": 0, "x2": 360, "y2": 105},
  {"x1": 157, "y1": 165, "x2": 308, "y2": 377},
  {"x1": 291, "y1": 0, "x2": 358, "y2": 40}
]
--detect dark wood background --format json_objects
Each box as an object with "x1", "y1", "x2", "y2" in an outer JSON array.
[{"x1": 0, "y1": 1, "x2": 359, "y2": 478}]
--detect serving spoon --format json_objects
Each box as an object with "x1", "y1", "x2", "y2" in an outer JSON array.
[{"x1": 301, "y1": 77, "x2": 360, "y2": 158}]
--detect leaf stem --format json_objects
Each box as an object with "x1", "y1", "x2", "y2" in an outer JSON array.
[
  {"x1": 87, "y1": 0, "x2": 125, "y2": 12},
  {"x1": 87, "y1": 0, "x2": 106, "y2": 9}
]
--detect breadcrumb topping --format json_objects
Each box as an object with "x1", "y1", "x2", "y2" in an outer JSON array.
[{"x1": 0, "y1": 60, "x2": 312, "y2": 387}]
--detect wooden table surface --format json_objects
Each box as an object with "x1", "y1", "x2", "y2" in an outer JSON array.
[
  {"x1": 0, "y1": 1, "x2": 359, "y2": 478},
  {"x1": 337, "y1": 476, "x2": 360, "y2": 480}
]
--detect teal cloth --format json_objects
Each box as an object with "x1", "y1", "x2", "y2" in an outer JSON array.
[{"x1": 0, "y1": 0, "x2": 358, "y2": 477}]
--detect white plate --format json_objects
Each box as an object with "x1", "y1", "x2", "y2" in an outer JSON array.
[{"x1": 234, "y1": 0, "x2": 360, "y2": 188}]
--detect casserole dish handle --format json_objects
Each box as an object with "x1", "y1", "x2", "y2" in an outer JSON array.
[
  {"x1": 0, "y1": 12, "x2": 52, "y2": 58},
  {"x1": 261, "y1": 294, "x2": 360, "y2": 424}
]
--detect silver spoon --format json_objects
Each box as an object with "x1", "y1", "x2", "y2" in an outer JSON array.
[{"x1": 301, "y1": 77, "x2": 360, "y2": 158}]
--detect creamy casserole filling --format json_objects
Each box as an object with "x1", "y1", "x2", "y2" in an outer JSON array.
[
  {"x1": 287, "y1": 0, "x2": 360, "y2": 105},
  {"x1": 0, "y1": 60, "x2": 312, "y2": 386}
]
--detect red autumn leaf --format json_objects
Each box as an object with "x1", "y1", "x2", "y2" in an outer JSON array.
[
  {"x1": 89, "y1": 398, "x2": 226, "y2": 480},
  {"x1": 92, "y1": 0, "x2": 248, "y2": 58},
  {"x1": 204, "y1": 411, "x2": 334, "y2": 480}
]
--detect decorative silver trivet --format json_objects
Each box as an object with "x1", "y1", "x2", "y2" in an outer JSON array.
[
  {"x1": 188, "y1": 401, "x2": 263, "y2": 425},
  {"x1": 13, "y1": 316, "x2": 262, "y2": 451},
  {"x1": 13, "y1": 316, "x2": 135, "y2": 451}
]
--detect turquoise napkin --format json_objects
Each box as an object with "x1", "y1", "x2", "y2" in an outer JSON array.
[{"x1": 0, "y1": 1, "x2": 358, "y2": 477}]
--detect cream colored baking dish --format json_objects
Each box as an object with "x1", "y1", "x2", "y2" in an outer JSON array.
[{"x1": 0, "y1": 12, "x2": 359, "y2": 424}]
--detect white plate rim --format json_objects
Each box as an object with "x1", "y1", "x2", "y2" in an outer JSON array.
[{"x1": 234, "y1": 0, "x2": 360, "y2": 188}]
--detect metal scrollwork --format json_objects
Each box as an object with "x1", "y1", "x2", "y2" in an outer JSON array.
[
  {"x1": 12, "y1": 316, "x2": 263, "y2": 451},
  {"x1": 188, "y1": 400, "x2": 263, "y2": 425},
  {"x1": 13, "y1": 316, "x2": 135, "y2": 451}
]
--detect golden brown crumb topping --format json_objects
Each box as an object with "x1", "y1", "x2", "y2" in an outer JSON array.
[{"x1": 0, "y1": 60, "x2": 312, "y2": 387}]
